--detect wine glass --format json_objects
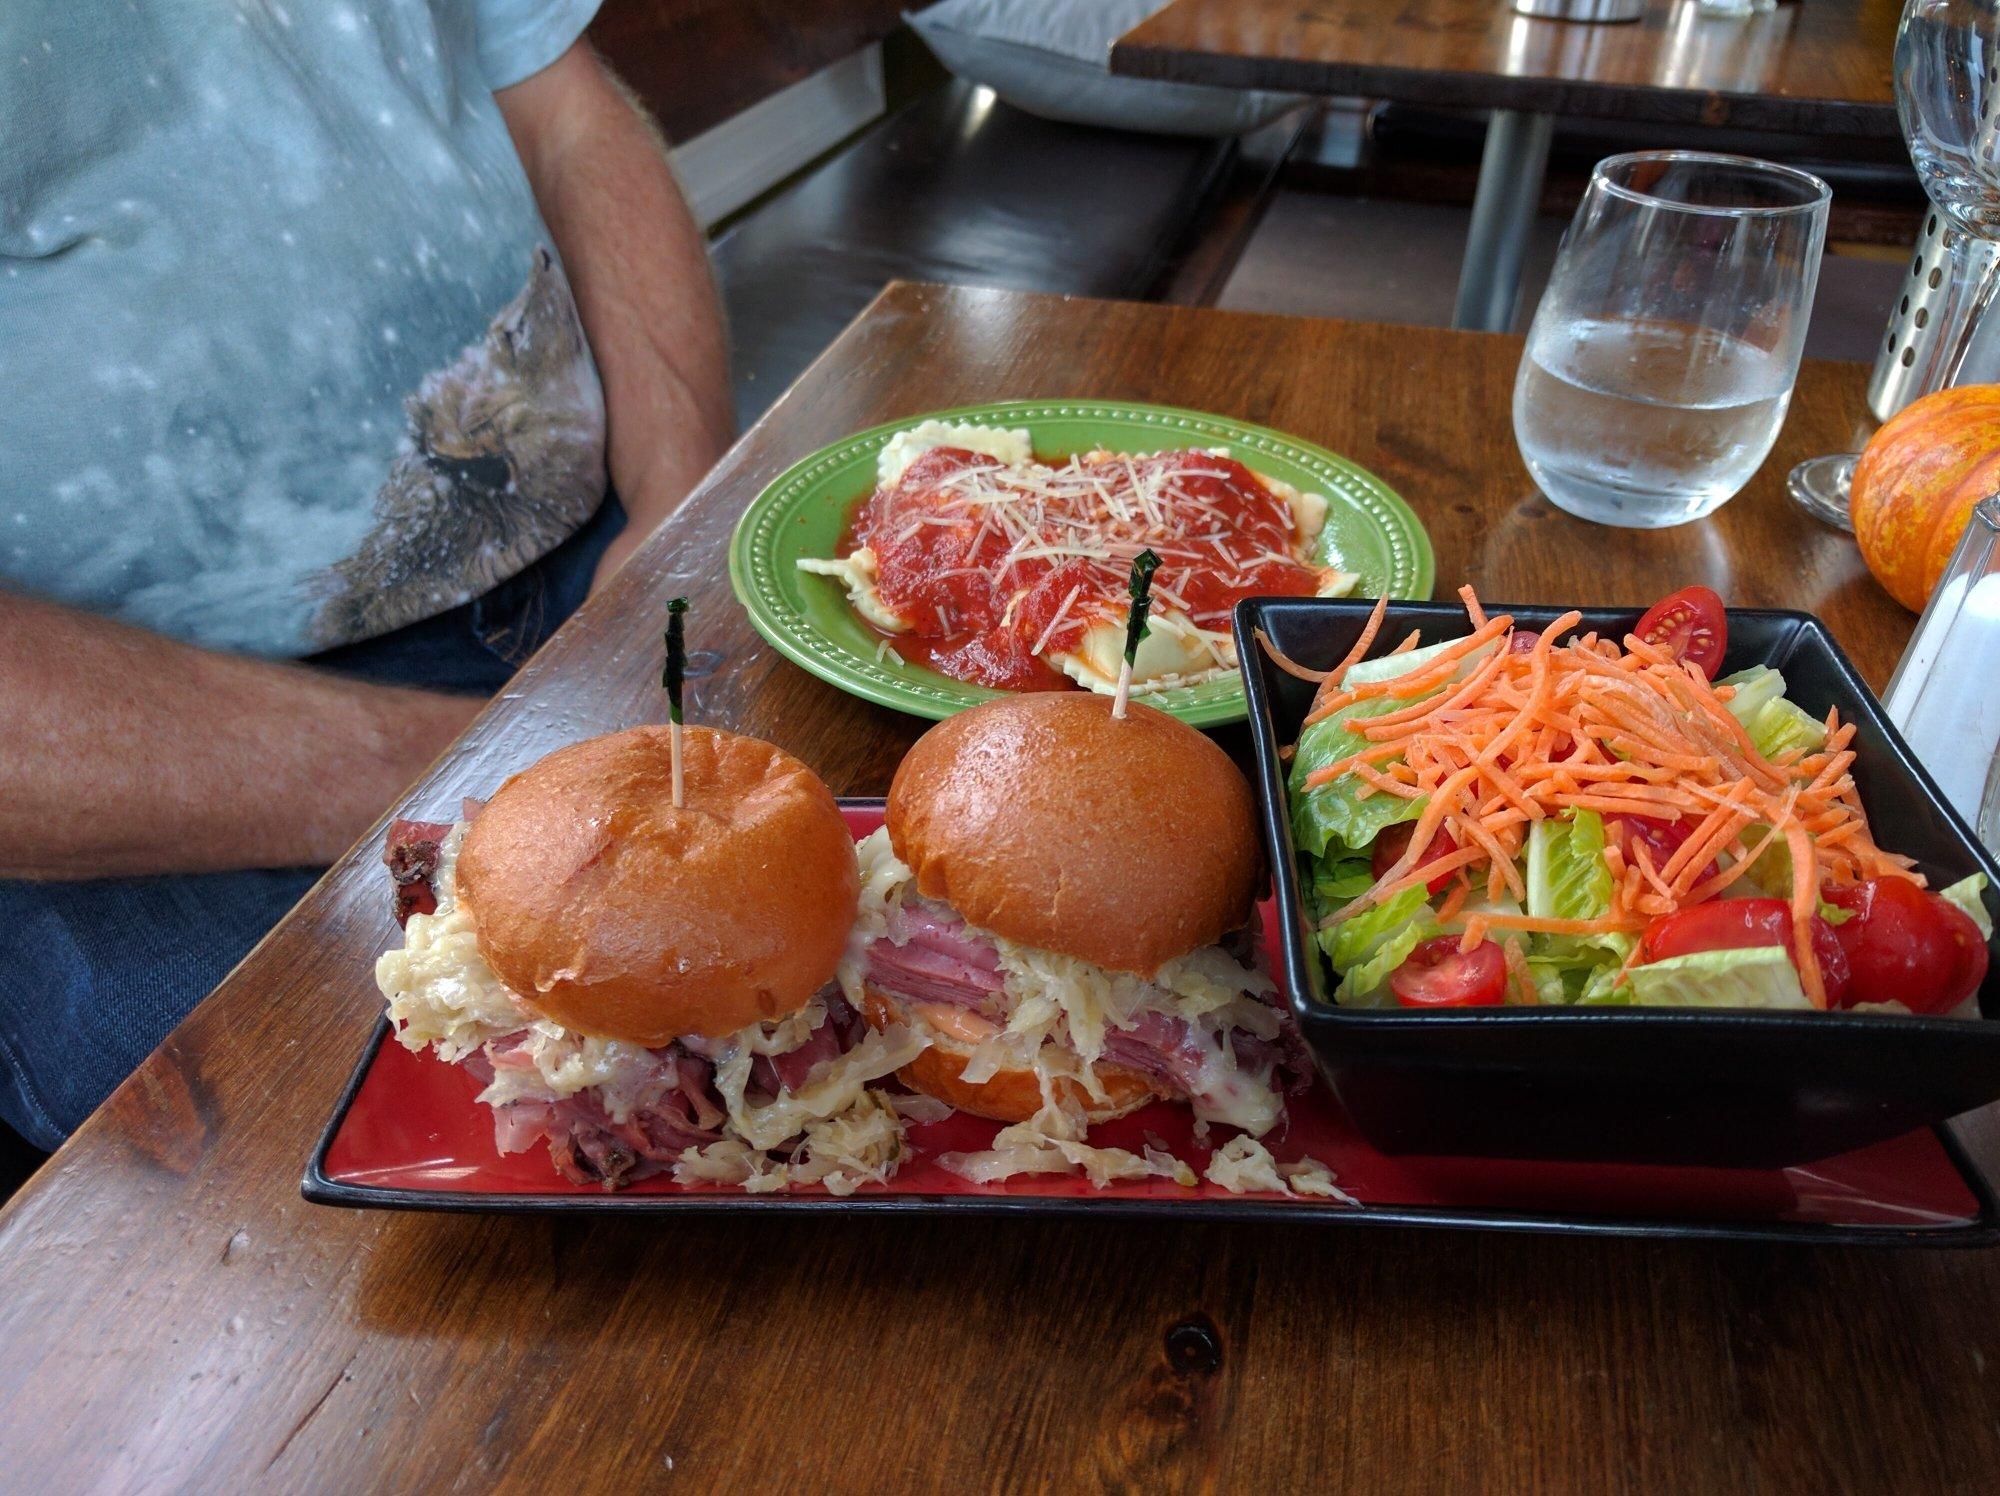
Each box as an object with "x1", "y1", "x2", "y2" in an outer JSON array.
[{"x1": 1790, "y1": 0, "x2": 2000, "y2": 529}]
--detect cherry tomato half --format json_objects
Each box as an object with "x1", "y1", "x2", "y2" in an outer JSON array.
[
  {"x1": 1604, "y1": 813, "x2": 1721, "y2": 892},
  {"x1": 1639, "y1": 897, "x2": 1850, "y2": 1007},
  {"x1": 1391, "y1": 937, "x2": 1507, "y2": 1007},
  {"x1": 1372, "y1": 821, "x2": 1462, "y2": 895},
  {"x1": 1823, "y1": 878, "x2": 1989, "y2": 1015},
  {"x1": 1634, "y1": 586, "x2": 1727, "y2": 680}
]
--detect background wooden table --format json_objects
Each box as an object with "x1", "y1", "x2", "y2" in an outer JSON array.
[
  {"x1": 1114, "y1": 0, "x2": 1903, "y2": 330},
  {"x1": 1113, "y1": 0, "x2": 1900, "y2": 132},
  {"x1": 0, "y1": 284, "x2": 1990, "y2": 1492}
]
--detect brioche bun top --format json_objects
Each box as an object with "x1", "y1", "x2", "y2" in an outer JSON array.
[
  {"x1": 456, "y1": 725, "x2": 858, "y2": 1044},
  {"x1": 884, "y1": 693, "x2": 1259, "y2": 975}
]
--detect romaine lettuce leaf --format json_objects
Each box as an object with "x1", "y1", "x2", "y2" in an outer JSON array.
[
  {"x1": 1308, "y1": 855, "x2": 1377, "y2": 921},
  {"x1": 1737, "y1": 825, "x2": 1793, "y2": 898},
  {"x1": 1333, "y1": 916, "x2": 1439, "y2": 1006},
  {"x1": 1717, "y1": 665, "x2": 1786, "y2": 727},
  {"x1": 1940, "y1": 873, "x2": 1995, "y2": 940},
  {"x1": 1287, "y1": 632, "x2": 1500, "y2": 860},
  {"x1": 1527, "y1": 955, "x2": 1634, "y2": 1006},
  {"x1": 1625, "y1": 947, "x2": 1812, "y2": 1009},
  {"x1": 1288, "y1": 699, "x2": 1429, "y2": 858},
  {"x1": 1746, "y1": 697, "x2": 1827, "y2": 760},
  {"x1": 1575, "y1": 964, "x2": 1634, "y2": 1006},
  {"x1": 1341, "y1": 633, "x2": 1492, "y2": 686},
  {"x1": 1525, "y1": 811, "x2": 1613, "y2": 923},
  {"x1": 1320, "y1": 882, "x2": 1431, "y2": 973},
  {"x1": 1317, "y1": 883, "x2": 1439, "y2": 1007},
  {"x1": 1519, "y1": 915, "x2": 1635, "y2": 1006}
]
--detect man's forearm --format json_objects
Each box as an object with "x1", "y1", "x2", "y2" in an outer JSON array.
[
  {"x1": 0, "y1": 594, "x2": 481, "y2": 879},
  {"x1": 499, "y1": 43, "x2": 734, "y2": 586}
]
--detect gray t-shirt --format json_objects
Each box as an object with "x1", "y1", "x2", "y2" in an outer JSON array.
[{"x1": 0, "y1": 0, "x2": 608, "y2": 656}]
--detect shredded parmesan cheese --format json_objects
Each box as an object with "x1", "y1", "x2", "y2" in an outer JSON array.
[{"x1": 802, "y1": 423, "x2": 1337, "y2": 693}]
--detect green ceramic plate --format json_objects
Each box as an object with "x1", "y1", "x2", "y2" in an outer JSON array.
[{"x1": 728, "y1": 400, "x2": 1433, "y2": 727}]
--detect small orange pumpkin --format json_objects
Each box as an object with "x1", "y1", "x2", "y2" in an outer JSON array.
[{"x1": 1851, "y1": 383, "x2": 2000, "y2": 612}]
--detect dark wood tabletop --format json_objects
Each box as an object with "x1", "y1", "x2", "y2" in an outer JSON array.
[
  {"x1": 0, "y1": 283, "x2": 1990, "y2": 1491},
  {"x1": 1113, "y1": 0, "x2": 1902, "y2": 135}
]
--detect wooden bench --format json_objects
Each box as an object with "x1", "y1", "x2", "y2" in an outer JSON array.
[{"x1": 712, "y1": 80, "x2": 1299, "y2": 423}]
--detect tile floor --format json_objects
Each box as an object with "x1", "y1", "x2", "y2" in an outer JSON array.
[{"x1": 1218, "y1": 187, "x2": 1909, "y2": 367}]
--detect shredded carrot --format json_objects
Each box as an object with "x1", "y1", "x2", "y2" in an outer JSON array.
[
  {"x1": 1304, "y1": 616, "x2": 1513, "y2": 725},
  {"x1": 1302, "y1": 741, "x2": 1405, "y2": 790},
  {"x1": 1477, "y1": 911, "x2": 1650, "y2": 936},
  {"x1": 1433, "y1": 875, "x2": 1470, "y2": 926},
  {"x1": 1783, "y1": 818, "x2": 1826, "y2": 1009},
  {"x1": 1255, "y1": 627, "x2": 1332, "y2": 684},
  {"x1": 1308, "y1": 594, "x2": 1389, "y2": 712},
  {"x1": 1343, "y1": 845, "x2": 1487, "y2": 912},
  {"x1": 1295, "y1": 585, "x2": 1906, "y2": 1006}
]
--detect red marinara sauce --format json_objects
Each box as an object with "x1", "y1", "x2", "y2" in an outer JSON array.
[{"x1": 847, "y1": 446, "x2": 1322, "y2": 691}]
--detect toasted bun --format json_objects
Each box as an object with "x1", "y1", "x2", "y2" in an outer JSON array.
[
  {"x1": 455, "y1": 725, "x2": 859, "y2": 1044},
  {"x1": 859, "y1": 987, "x2": 1155, "y2": 1125},
  {"x1": 885, "y1": 693, "x2": 1260, "y2": 975}
]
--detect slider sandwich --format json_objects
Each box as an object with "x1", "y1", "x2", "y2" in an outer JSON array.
[
  {"x1": 841, "y1": 692, "x2": 1311, "y2": 1182},
  {"x1": 376, "y1": 726, "x2": 922, "y2": 1192}
]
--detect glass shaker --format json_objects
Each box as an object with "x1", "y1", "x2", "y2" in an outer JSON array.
[{"x1": 1883, "y1": 495, "x2": 2000, "y2": 852}]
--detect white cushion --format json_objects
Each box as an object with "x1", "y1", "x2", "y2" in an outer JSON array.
[{"x1": 907, "y1": 0, "x2": 1302, "y2": 138}]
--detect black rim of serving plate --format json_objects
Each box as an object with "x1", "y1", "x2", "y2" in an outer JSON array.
[{"x1": 304, "y1": 798, "x2": 2000, "y2": 1244}]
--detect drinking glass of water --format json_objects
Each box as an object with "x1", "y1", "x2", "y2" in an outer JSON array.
[{"x1": 1514, "y1": 152, "x2": 1831, "y2": 528}]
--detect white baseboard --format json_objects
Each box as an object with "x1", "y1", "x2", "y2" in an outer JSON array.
[{"x1": 671, "y1": 45, "x2": 888, "y2": 230}]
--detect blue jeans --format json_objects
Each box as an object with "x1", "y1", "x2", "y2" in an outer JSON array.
[{"x1": 0, "y1": 497, "x2": 625, "y2": 1151}]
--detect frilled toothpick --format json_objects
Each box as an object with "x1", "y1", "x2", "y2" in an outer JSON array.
[
  {"x1": 663, "y1": 597, "x2": 688, "y2": 807},
  {"x1": 1112, "y1": 549, "x2": 1160, "y2": 721}
]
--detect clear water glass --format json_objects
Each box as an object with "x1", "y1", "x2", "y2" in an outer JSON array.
[{"x1": 1514, "y1": 152, "x2": 1831, "y2": 528}]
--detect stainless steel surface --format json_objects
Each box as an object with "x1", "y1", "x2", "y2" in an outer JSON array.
[
  {"x1": 1868, "y1": 213, "x2": 2000, "y2": 421},
  {"x1": 1452, "y1": 109, "x2": 1557, "y2": 332}
]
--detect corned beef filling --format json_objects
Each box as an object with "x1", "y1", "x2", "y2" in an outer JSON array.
[
  {"x1": 859, "y1": 896, "x2": 1310, "y2": 1113},
  {"x1": 462, "y1": 990, "x2": 870, "y2": 1190}
]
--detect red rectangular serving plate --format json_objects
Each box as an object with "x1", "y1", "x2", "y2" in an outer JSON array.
[{"x1": 307, "y1": 806, "x2": 1997, "y2": 1243}]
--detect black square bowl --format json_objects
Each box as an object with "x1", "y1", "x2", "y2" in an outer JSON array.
[{"x1": 1235, "y1": 598, "x2": 2000, "y2": 1169}]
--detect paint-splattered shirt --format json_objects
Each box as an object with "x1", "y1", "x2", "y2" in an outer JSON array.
[{"x1": 0, "y1": 0, "x2": 608, "y2": 655}]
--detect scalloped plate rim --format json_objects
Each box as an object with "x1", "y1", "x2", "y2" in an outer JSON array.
[{"x1": 727, "y1": 399, "x2": 1434, "y2": 725}]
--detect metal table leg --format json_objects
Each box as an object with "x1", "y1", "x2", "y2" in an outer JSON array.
[{"x1": 1451, "y1": 109, "x2": 1556, "y2": 333}]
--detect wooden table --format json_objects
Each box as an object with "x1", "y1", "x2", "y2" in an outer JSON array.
[
  {"x1": 1, "y1": 285, "x2": 1989, "y2": 1492},
  {"x1": 1114, "y1": 0, "x2": 1903, "y2": 330}
]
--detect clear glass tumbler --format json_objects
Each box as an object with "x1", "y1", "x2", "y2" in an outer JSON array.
[{"x1": 1514, "y1": 151, "x2": 1831, "y2": 528}]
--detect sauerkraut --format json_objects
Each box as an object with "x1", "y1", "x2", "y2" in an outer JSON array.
[
  {"x1": 709, "y1": 1021, "x2": 924, "y2": 1152},
  {"x1": 844, "y1": 828, "x2": 1292, "y2": 1137},
  {"x1": 673, "y1": 1090, "x2": 909, "y2": 1196},
  {"x1": 1202, "y1": 1135, "x2": 1357, "y2": 1204},
  {"x1": 938, "y1": 1096, "x2": 1197, "y2": 1189},
  {"x1": 375, "y1": 820, "x2": 924, "y2": 1191}
]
